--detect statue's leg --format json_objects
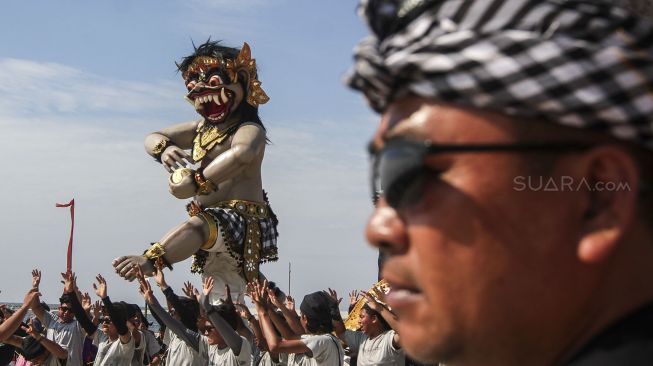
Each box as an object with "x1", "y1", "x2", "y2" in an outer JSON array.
[{"x1": 113, "y1": 216, "x2": 209, "y2": 280}]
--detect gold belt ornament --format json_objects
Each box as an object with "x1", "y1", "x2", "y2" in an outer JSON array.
[
  {"x1": 219, "y1": 199, "x2": 268, "y2": 282},
  {"x1": 219, "y1": 199, "x2": 269, "y2": 219}
]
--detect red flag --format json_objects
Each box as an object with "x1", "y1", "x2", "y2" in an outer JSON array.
[{"x1": 56, "y1": 199, "x2": 75, "y2": 272}]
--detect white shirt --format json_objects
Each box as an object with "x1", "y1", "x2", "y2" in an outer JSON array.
[
  {"x1": 298, "y1": 334, "x2": 343, "y2": 366},
  {"x1": 93, "y1": 331, "x2": 136, "y2": 366},
  {"x1": 198, "y1": 334, "x2": 252, "y2": 366},
  {"x1": 259, "y1": 351, "x2": 288, "y2": 366},
  {"x1": 131, "y1": 330, "x2": 145, "y2": 366},
  {"x1": 43, "y1": 311, "x2": 85, "y2": 366},
  {"x1": 142, "y1": 328, "x2": 162, "y2": 362},
  {"x1": 165, "y1": 331, "x2": 204, "y2": 366},
  {"x1": 344, "y1": 330, "x2": 404, "y2": 366}
]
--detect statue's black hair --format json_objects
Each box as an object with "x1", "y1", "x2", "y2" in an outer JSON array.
[
  {"x1": 177, "y1": 38, "x2": 265, "y2": 128},
  {"x1": 176, "y1": 38, "x2": 240, "y2": 75}
]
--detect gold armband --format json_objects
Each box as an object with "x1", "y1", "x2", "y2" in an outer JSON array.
[
  {"x1": 194, "y1": 168, "x2": 217, "y2": 195},
  {"x1": 144, "y1": 242, "x2": 166, "y2": 260},
  {"x1": 143, "y1": 242, "x2": 173, "y2": 270},
  {"x1": 152, "y1": 139, "x2": 170, "y2": 163}
]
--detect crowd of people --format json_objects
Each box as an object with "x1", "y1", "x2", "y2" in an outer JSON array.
[
  {"x1": 0, "y1": 263, "x2": 405, "y2": 366},
  {"x1": 4, "y1": 0, "x2": 653, "y2": 365}
]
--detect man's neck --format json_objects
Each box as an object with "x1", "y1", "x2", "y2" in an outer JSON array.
[{"x1": 366, "y1": 327, "x2": 385, "y2": 339}]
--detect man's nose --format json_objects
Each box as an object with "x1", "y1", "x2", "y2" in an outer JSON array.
[{"x1": 365, "y1": 198, "x2": 409, "y2": 255}]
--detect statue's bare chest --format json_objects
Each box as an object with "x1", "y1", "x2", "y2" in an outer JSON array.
[{"x1": 192, "y1": 122, "x2": 238, "y2": 163}]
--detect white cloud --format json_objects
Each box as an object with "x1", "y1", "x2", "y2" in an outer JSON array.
[{"x1": 0, "y1": 58, "x2": 184, "y2": 118}]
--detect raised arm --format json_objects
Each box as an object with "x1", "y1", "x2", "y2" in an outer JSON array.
[
  {"x1": 265, "y1": 287, "x2": 300, "y2": 340},
  {"x1": 94, "y1": 274, "x2": 131, "y2": 344},
  {"x1": 162, "y1": 289, "x2": 198, "y2": 333},
  {"x1": 235, "y1": 302, "x2": 266, "y2": 350},
  {"x1": 276, "y1": 294, "x2": 304, "y2": 336},
  {"x1": 200, "y1": 277, "x2": 243, "y2": 354},
  {"x1": 0, "y1": 289, "x2": 39, "y2": 341},
  {"x1": 251, "y1": 280, "x2": 311, "y2": 355},
  {"x1": 326, "y1": 288, "x2": 346, "y2": 339},
  {"x1": 28, "y1": 269, "x2": 47, "y2": 322},
  {"x1": 62, "y1": 271, "x2": 97, "y2": 336},
  {"x1": 136, "y1": 271, "x2": 201, "y2": 351}
]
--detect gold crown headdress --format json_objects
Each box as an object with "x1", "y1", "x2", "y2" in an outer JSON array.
[{"x1": 181, "y1": 42, "x2": 269, "y2": 107}]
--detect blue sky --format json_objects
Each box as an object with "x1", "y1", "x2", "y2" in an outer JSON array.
[{"x1": 0, "y1": 0, "x2": 381, "y2": 307}]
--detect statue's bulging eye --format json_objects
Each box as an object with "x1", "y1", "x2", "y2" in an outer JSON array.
[
  {"x1": 209, "y1": 75, "x2": 223, "y2": 87},
  {"x1": 186, "y1": 80, "x2": 197, "y2": 91}
]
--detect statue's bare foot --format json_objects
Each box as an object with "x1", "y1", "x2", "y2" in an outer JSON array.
[{"x1": 112, "y1": 255, "x2": 154, "y2": 281}]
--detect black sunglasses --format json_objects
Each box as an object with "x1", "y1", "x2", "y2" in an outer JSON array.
[
  {"x1": 370, "y1": 139, "x2": 591, "y2": 208},
  {"x1": 59, "y1": 306, "x2": 72, "y2": 313},
  {"x1": 101, "y1": 317, "x2": 113, "y2": 324},
  {"x1": 204, "y1": 325, "x2": 215, "y2": 333}
]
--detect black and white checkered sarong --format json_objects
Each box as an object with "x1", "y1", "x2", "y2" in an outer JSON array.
[{"x1": 206, "y1": 205, "x2": 279, "y2": 263}]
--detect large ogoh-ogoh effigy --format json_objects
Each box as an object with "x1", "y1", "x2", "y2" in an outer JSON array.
[{"x1": 112, "y1": 40, "x2": 278, "y2": 304}]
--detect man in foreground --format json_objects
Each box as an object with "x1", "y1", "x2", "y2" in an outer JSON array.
[{"x1": 347, "y1": 0, "x2": 653, "y2": 365}]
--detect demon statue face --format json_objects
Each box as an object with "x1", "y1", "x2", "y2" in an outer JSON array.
[{"x1": 178, "y1": 40, "x2": 269, "y2": 125}]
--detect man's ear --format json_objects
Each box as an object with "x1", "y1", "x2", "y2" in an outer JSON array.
[{"x1": 576, "y1": 146, "x2": 639, "y2": 264}]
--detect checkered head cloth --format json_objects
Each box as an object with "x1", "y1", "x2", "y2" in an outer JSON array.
[{"x1": 346, "y1": 0, "x2": 653, "y2": 149}]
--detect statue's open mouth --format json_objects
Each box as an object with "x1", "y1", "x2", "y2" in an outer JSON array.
[{"x1": 186, "y1": 87, "x2": 233, "y2": 123}]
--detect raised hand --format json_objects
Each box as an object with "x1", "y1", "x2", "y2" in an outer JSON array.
[
  {"x1": 267, "y1": 287, "x2": 284, "y2": 309},
  {"x1": 223, "y1": 283, "x2": 233, "y2": 305},
  {"x1": 23, "y1": 288, "x2": 41, "y2": 309},
  {"x1": 93, "y1": 274, "x2": 108, "y2": 299},
  {"x1": 31, "y1": 269, "x2": 41, "y2": 290},
  {"x1": 137, "y1": 269, "x2": 155, "y2": 304},
  {"x1": 370, "y1": 286, "x2": 387, "y2": 304},
  {"x1": 153, "y1": 260, "x2": 168, "y2": 289},
  {"x1": 182, "y1": 281, "x2": 196, "y2": 298},
  {"x1": 234, "y1": 302, "x2": 252, "y2": 319},
  {"x1": 362, "y1": 291, "x2": 383, "y2": 312},
  {"x1": 92, "y1": 300, "x2": 102, "y2": 320},
  {"x1": 202, "y1": 276, "x2": 214, "y2": 297},
  {"x1": 285, "y1": 295, "x2": 296, "y2": 312},
  {"x1": 60, "y1": 271, "x2": 77, "y2": 294},
  {"x1": 327, "y1": 288, "x2": 342, "y2": 305},
  {"x1": 81, "y1": 292, "x2": 92, "y2": 312},
  {"x1": 349, "y1": 290, "x2": 361, "y2": 305},
  {"x1": 246, "y1": 279, "x2": 269, "y2": 311}
]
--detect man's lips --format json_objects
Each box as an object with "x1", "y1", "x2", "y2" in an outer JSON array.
[{"x1": 383, "y1": 273, "x2": 424, "y2": 311}]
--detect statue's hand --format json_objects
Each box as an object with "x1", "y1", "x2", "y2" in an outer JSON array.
[
  {"x1": 168, "y1": 169, "x2": 197, "y2": 199},
  {"x1": 161, "y1": 146, "x2": 192, "y2": 173}
]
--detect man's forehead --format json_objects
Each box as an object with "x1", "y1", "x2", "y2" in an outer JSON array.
[
  {"x1": 371, "y1": 100, "x2": 522, "y2": 153},
  {"x1": 371, "y1": 99, "x2": 439, "y2": 152}
]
